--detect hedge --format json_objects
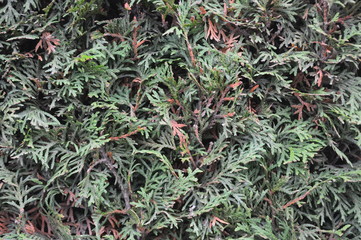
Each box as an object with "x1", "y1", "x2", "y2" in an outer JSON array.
[{"x1": 1, "y1": 0, "x2": 361, "y2": 239}]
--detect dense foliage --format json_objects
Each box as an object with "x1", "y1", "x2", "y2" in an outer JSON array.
[{"x1": 1, "y1": 0, "x2": 361, "y2": 239}]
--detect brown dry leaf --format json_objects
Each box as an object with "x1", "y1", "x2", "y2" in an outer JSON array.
[
  {"x1": 24, "y1": 220, "x2": 36, "y2": 235},
  {"x1": 292, "y1": 94, "x2": 316, "y2": 120},
  {"x1": 206, "y1": 18, "x2": 220, "y2": 41},
  {"x1": 223, "y1": 32, "x2": 240, "y2": 50},
  {"x1": 0, "y1": 212, "x2": 10, "y2": 235},
  {"x1": 35, "y1": 32, "x2": 60, "y2": 54},
  {"x1": 316, "y1": 68, "x2": 323, "y2": 87},
  {"x1": 209, "y1": 216, "x2": 229, "y2": 228},
  {"x1": 291, "y1": 104, "x2": 304, "y2": 120},
  {"x1": 170, "y1": 120, "x2": 187, "y2": 147}
]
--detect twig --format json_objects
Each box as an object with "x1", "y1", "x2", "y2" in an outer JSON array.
[
  {"x1": 109, "y1": 127, "x2": 145, "y2": 141},
  {"x1": 281, "y1": 190, "x2": 311, "y2": 209}
]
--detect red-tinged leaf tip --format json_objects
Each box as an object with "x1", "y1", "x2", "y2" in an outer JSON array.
[
  {"x1": 223, "y1": 97, "x2": 235, "y2": 101},
  {"x1": 317, "y1": 69, "x2": 323, "y2": 87},
  {"x1": 210, "y1": 216, "x2": 229, "y2": 228},
  {"x1": 249, "y1": 84, "x2": 259, "y2": 93},
  {"x1": 171, "y1": 120, "x2": 186, "y2": 129},
  {"x1": 124, "y1": 3, "x2": 131, "y2": 10},
  {"x1": 132, "y1": 78, "x2": 142, "y2": 83},
  {"x1": 223, "y1": 3, "x2": 228, "y2": 16},
  {"x1": 199, "y1": 6, "x2": 207, "y2": 15},
  {"x1": 229, "y1": 81, "x2": 242, "y2": 89},
  {"x1": 109, "y1": 127, "x2": 145, "y2": 141},
  {"x1": 24, "y1": 221, "x2": 36, "y2": 234},
  {"x1": 136, "y1": 39, "x2": 147, "y2": 48},
  {"x1": 214, "y1": 216, "x2": 229, "y2": 225},
  {"x1": 223, "y1": 112, "x2": 235, "y2": 117}
]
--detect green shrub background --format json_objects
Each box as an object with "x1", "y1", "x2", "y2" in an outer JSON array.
[{"x1": 1, "y1": 0, "x2": 361, "y2": 239}]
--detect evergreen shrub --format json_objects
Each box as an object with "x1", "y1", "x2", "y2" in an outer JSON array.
[{"x1": 1, "y1": 0, "x2": 361, "y2": 239}]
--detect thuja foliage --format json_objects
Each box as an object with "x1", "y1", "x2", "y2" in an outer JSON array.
[{"x1": 1, "y1": 0, "x2": 361, "y2": 239}]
